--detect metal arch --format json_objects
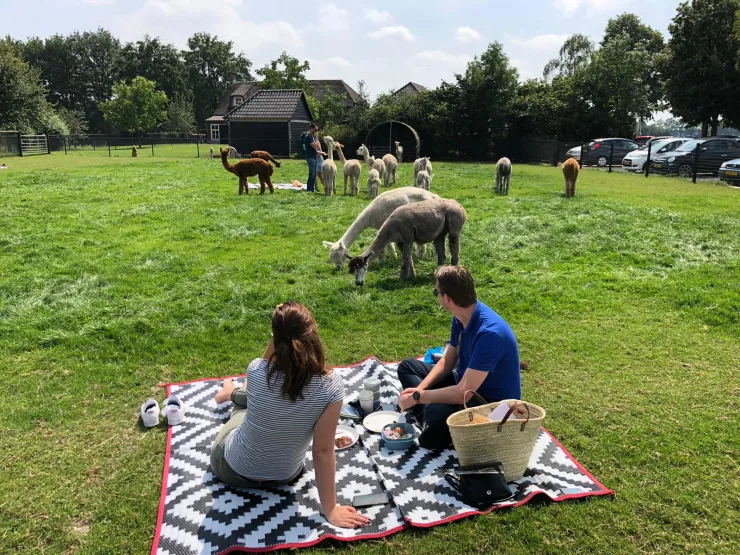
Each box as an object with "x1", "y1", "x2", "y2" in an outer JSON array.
[{"x1": 364, "y1": 120, "x2": 421, "y2": 159}]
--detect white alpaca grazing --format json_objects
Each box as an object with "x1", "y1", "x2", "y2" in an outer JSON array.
[
  {"x1": 382, "y1": 153, "x2": 398, "y2": 188},
  {"x1": 415, "y1": 169, "x2": 431, "y2": 191},
  {"x1": 321, "y1": 136, "x2": 338, "y2": 196},
  {"x1": 495, "y1": 157, "x2": 512, "y2": 195},
  {"x1": 334, "y1": 142, "x2": 361, "y2": 196},
  {"x1": 413, "y1": 157, "x2": 433, "y2": 183},
  {"x1": 395, "y1": 141, "x2": 404, "y2": 164},
  {"x1": 322, "y1": 186, "x2": 438, "y2": 269},
  {"x1": 357, "y1": 144, "x2": 386, "y2": 184},
  {"x1": 367, "y1": 168, "x2": 381, "y2": 199}
]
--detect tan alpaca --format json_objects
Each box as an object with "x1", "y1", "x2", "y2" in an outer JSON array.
[
  {"x1": 220, "y1": 147, "x2": 274, "y2": 195},
  {"x1": 367, "y1": 169, "x2": 381, "y2": 199},
  {"x1": 357, "y1": 144, "x2": 386, "y2": 185},
  {"x1": 563, "y1": 158, "x2": 580, "y2": 198},
  {"x1": 209, "y1": 147, "x2": 215, "y2": 158},
  {"x1": 321, "y1": 136, "x2": 338, "y2": 196},
  {"x1": 334, "y1": 142, "x2": 361, "y2": 196},
  {"x1": 382, "y1": 153, "x2": 398, "y2": 188},
  {"x1": 395, "y1": 141, "x2": 403, "y2": 164}
]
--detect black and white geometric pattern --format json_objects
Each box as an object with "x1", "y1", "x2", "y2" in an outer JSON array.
[{"x1": 153, "y1": 358, "x2": 612, "y2": 554}]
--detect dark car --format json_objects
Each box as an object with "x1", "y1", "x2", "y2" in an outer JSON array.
[
  {"x1": 580, "y1": 138, "x2": 640, "y2": 167},
  {"x1": 634, "y1": 135, "x2": 654, "y2": 146},
  {"x1": 651, "y1": 138, "x2": 740, "y2": 177}
]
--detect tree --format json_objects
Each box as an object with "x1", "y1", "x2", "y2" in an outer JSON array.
[
  {"x1": 184, "y1": 33, "x2": 252, "y2": 127},
  {"x1": 736, "y1": 6, "x2": 740, "y2": 72},
  {"x1": 115, "y1": 36, "x2": 189, "y2": 100},
  {"x1": 601, "y1": 13, "x2": 665, "y2": 112},
  {"x1": 99, "y1": 76, "x2": 167, "y2": 133},
  {"x1": 543, "y1": 34, "x2": 594, "y2": 78},
  {"x1": 256, "y1": 52, "x2": 310, "y2": 90},
  {"x1": 662, "y1": 0, "x2": 740, "y2": 135},
  {"x1": 56, "y1": 106, "x2": 88, "y2": 135},
  {"x1": 162, "y1": 95, "x2": 197, "y2": 133},
  {"x1": 307, "y1": 87, "x2": 346, "y2": 128},
  {"x1": 0, "y1": 43, "x2": 55, "y2": 133},
  {"x1": 454, "y1": 42, "x2": 519, "y2": 157}
]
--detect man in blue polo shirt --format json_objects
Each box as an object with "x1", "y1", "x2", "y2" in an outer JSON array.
[
  {"x1": 398, "y1": 265, "x2": 521, "y2": 449},
  {"x1": 303, "y1": 122, "x2": 325, "y2": 193}
]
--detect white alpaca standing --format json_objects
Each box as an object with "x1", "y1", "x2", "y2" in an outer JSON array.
[
  {"x1": 367, "y1": 168, "x2": 381, "y2": 199},
  {"x1": 495, "y1": 157, "x2": 512, "y2": 195},
  {"x1": 322, "y1": 136, "x2": 338, "y2": 196},
  {"x1": 413, "y1": 157, "x2": 433, "y2": 183},
  {"x1": 415, "y1": 169, "x2": 431, "y2": 191},
  {"x1": 322, "y1": 187, "x2": 438, "y2": 269},
  {"x1": 209, "y1": 147, "x2": 215, "y2": 158},
  {"x1": 382, "y1": 153, "x2": 398, "y2": 188},
  {"x1": 357, "y1": 144, "x2": 386, "y2": 185},
  {"x1": 228, "y1": 146, "x2": 237, "y2": 159},
  {"x1": 334, "y1": 142, "x2": 361, "y2": 196},
  {"x1": 395, "y1": 141, "x2": 404, "y2": 164}
]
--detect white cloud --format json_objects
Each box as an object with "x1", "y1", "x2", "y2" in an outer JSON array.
[
  {"x1": 365, "y1": 8, "x2": 392, "y2": 23},
  {"x1": 455, "y1": 27, "x2": 481, "y2": 43},
  {"x1": 510, "y1": 34, "x2": 569, "y2": 51},
  {"x1": 509, "y1": 58, "x2": 536, "y2": 80},
  {"x1": 368, "y1": 26, "x2": 415, "y2": 42},
  {"x1": 83, "y1": 0, "x2": 115, "y2": 4},
  {"x1": 117, "y1": 0, "x2": 302, "y2": 54},
  {"x1": 553, "y1": 0, "x2": 634, "y2": 16},
  {"x1": 415, "y1": 50, "x2": 471, "y2": 65},
  {"x1": 318, "y1": 2, "x2": 349, "y2": 32},
  {"x1": 328, "y1": 56, "x2": 351, "y2": 67}
]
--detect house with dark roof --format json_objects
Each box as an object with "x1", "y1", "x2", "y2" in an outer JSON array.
[
  {"x1": 391, "y1": 82, "x2": 428, "y2": 99},
  {"x1": 225, "y1": 89, "x2": 314, "y2": 157},
  {"x1": 206, "y1": 80, "x2": 362, "y2": 143}
]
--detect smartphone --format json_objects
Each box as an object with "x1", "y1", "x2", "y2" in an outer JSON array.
[{"x1": 352, "y1": 492, "x2": 389, "y2": 508}]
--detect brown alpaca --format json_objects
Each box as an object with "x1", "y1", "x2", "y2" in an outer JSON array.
[
  {"x1": 131, "y1": 146, "x2": 137, "y2": 158},
  {"x1": 563, "y1": 158, "x2": 580, "y2": 198},
  {"x1": 250, "y1": 150, "x2": 281, "y2": 168},
  {"x1": 220, "y1": 147, "x2": 274, "y2": 195}
]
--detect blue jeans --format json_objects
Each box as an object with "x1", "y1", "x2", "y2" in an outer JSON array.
[{"x1": 306, "y1": 157, "x2": 320, "y2": 192}]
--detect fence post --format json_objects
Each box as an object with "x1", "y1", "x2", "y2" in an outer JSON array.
[
  {"x1": 151, "y1": 142, "x2": 154, "y2": 157},
  {"x1": 645, "y1": 143, "x2": 651, "y2": 177},
  {"x1": 552, "y1": 135, "x2": 559, "y2": 167},
  {"x1": 45, "y1": 134, "x2": 50, "y2": 154},
  {"x1": 64, "y1": 136, "x2": 67, "y2": 155},
  {"x1": 108, "y1": 138, "x2": 111, "y2": 157},
  {"x1": 196, "y1": 138, "x2": 200, "y2": 158},
  {"x1": 608, "y1": 143, "x2": 614, "y2": 173},
  {"x1": 17, "y1": 132, "x2": 23, "y2": 157},
  {"x1": 692, "y1": 144, "x2": 699, "y2": 183}
]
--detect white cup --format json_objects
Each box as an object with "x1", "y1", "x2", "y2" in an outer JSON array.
[{"x1": 359, "y1": 390, "x2": 374, "y2": 415}]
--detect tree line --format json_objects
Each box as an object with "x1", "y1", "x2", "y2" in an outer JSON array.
[{"x1": 1, "y1": 1, "x2": 739, "y2": 158}]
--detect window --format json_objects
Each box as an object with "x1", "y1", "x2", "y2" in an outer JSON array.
[
  {"x1": 210, "y1": 124, "x2": 220, "y2": 142},
  {"x1": 232, "y1": 96, "x2": 243, "y2": 107}
]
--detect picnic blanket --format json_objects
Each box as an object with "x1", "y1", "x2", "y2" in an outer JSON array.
[
  {"x1": 152, "y1": 358, "x2": 613, "y2": 554},
  {"x1": 247, "y1": 182, "x2": 306, "y2": 191}
]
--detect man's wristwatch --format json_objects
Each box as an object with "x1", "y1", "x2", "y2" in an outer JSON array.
[{"x1": 412, "y1": 390, "x2": 421, "y2": 404}]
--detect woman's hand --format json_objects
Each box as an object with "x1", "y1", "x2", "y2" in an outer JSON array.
[
  {"x1": 326, "y1": 505, "x2": 371, "y2": 528},
  {"x1": 214, "y1": 378, "x2": 236, "y2": 404}
]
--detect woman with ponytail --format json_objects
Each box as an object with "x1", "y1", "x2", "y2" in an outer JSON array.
[{"x1": 210, "y1": 302, "x2": 371, "y2": 529}]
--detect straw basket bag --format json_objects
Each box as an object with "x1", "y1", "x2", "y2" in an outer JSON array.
[{"x1": 446, "y1": 392, "x2": 546, "y2": 481}]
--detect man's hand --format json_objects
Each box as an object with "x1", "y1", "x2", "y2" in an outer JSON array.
[{"x1": 398, "y1": 388, "x2": 420, "y2": 411}]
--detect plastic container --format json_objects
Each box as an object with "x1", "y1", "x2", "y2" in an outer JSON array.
[{"x1": 381, "y1": 422, "x2": 417, "y2": 450}]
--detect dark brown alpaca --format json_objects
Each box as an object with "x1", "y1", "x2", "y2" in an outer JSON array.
[
  {"x1": 250, "y1": 150, "x2": 281, "y2": 168},
  {"x1": 131, "y1": 146, "x2": 137, "y2": 158},
  {"x1": 220, "y1": 147, "x2": 274, "y2": 195}
]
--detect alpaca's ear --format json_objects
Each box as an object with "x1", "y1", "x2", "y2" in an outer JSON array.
[
  {"x1": 339, "y1": 241, "x2": 346, "y2": 249},
  {"x1": 322, "y1": 241, "x2": 334, "y2": 248}
]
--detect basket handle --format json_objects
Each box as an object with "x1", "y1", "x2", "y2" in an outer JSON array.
[
  {"x1": 463, "y1": 390, "x2": 488, "y2": 409},
  {"x1": 497, "y1": 401, "x2": 530, "y2": 432}
]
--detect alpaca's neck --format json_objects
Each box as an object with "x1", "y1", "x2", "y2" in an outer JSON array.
[
  {"x1": 361, "y1": 150, "x2": 372, "y2": 166},
  {"x1": 335, "y1": 147, "x2": 347, "y2": 164},
  {"x1": 339, "y1": 207, "x2": 375, "y2": 247},
  {"x1": 221, "y1": 156, "x2": 236, "y2": 174},
  {"x1": 327, "y1": 146, "x2": 335, "y2": 162},
  {"x1": 360, "y1": 223, "x2": 395, "y2": 259}
]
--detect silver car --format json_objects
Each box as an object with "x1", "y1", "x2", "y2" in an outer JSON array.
[{"x1": 622, "y1": 138, "x2": 690, "y2": 172}]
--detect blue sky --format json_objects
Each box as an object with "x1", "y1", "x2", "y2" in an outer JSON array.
[{"x1": 3, "y1": 0, "x2": 684, "y2": 100}]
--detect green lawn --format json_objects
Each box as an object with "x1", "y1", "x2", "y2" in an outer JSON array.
[{"x1": 1, "y1": 153, "x2": 738, "y2": 554}]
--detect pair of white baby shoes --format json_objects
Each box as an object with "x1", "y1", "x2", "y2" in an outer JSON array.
[{"x1": 140, "y1": 396, "x2": 186, "y2": 427}]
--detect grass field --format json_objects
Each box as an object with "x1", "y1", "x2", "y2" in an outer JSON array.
[{"x1": 1, "y1": 153, "x2": 738, "y2": 554}]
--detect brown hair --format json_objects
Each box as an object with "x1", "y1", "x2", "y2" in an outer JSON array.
[
  {"x1": 435, "y1": 265, "x2": 477, "y2": 308},
  {"x1": 268, "y1": 302, "x2": 329, "y2": 402}
]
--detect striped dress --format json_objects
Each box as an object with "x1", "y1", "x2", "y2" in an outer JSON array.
[{"x1": 224, "y1": 358, "x2": 345, "y2": 481}]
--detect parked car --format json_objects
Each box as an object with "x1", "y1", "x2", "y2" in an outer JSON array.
[
  {"x1": 622, "y1": 138, "x2": 691, "y2": 172},
  {"x1": 579, "y1": 138, "x2": 640, "y2": 167},
  {"x1": 645, "y1": 135, "x2": 674, "y2": 145},
  {"x1": 651, "y1": 138, "x2": 740, "y2": 177},
  {"x1": 566, "y1": 145, "x2": 581, "y2": 162},
  {"x1": 634, "y1": 135, "x2": 654, "y2": 146},
  {"x1": 718, "y1": 158, "x2": 740, "y2": 185}
]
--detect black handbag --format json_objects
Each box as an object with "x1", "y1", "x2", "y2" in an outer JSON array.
[{"x1": 445, "y1": 461, "x2": 514, "y2": 506}]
